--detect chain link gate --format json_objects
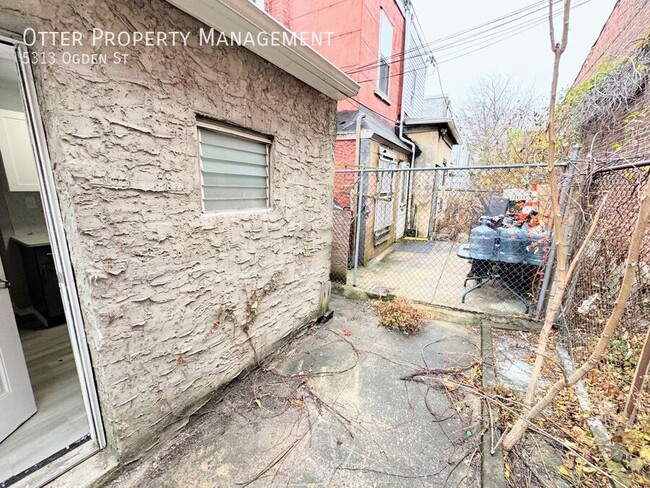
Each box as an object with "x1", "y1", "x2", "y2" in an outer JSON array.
[{"x1": 332, "y1": 163, "x2": 569, "y2": 317}]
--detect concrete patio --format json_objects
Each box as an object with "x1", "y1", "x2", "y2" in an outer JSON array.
[
  {"x1": 106, "y1": 295, "x2": 481, "y2": 487},
  {"x1": 350, "y1": 239, "x2": 531, "y2": 316}
]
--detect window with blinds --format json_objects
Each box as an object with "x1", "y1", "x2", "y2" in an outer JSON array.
[{"x1": 198, "y1": 123, "x2": 271, "y2": 213}]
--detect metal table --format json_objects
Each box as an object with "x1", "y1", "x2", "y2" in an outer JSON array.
[{"x1": 456, "y1": 246, "x2": 537, "y2": 314}]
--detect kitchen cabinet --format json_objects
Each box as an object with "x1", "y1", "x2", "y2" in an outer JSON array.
[{"x1": 11, "y1": 235, "x2": 65, "y2": 326}]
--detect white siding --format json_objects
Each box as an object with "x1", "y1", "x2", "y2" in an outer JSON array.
[{"x1": 404, "y1": 27, "x2": 427, "y2": 118}]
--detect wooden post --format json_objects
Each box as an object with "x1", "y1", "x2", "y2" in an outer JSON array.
[{"x1": 624, "y1": 320, "x2": 650, "y2": 423}]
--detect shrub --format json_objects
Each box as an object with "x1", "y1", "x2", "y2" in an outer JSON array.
[{"x1": 374, "y1": 297, "x2": 425, "y2": 335}]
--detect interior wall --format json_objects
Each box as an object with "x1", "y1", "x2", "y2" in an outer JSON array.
[
  {"x1": 0, "y1": 57, "x2": 47, "y2": 310},
  {"x1": 0, "y1": 81, "x2": 24, "y2": 112}
]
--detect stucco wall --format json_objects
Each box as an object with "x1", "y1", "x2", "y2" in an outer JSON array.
[{"x1": 0, "y1": 0, "x2": 337, "y2": 459}]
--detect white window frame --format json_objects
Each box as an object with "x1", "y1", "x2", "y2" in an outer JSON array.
[
  {"x1": 196, "y1": 120, "x2": 272, "y2": 215},
  {"x1": 377, "y1": 154, "x2": 395, "y2": 197},
  {"x1": 377, "y1": 9, "x2": 393, "y2": 98}
]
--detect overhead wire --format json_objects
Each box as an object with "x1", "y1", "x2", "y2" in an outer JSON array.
[
  {"x1": 345, "y1": 0, "x2": 592, "y2": 133},
  {"x1": 345, "y1": 0, "x2": 564, "y2": 75},
  {"x1": 353, "y1": 0, "x2": 592, "y2": 85},
  {"x1": 438, "y1": 0, "x2": 592, "y2": 63}
]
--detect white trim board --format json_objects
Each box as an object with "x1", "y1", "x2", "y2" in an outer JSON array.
[
  {"x1": 0, "y1": 35, "x2": 105, "y2": 486},
  {"x1": 165, "y1": 0, "x2": 359, "y2": 101}
]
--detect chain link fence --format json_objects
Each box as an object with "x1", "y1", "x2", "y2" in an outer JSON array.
[
  {"x1": 559, "y1": 162, "x2": 650, "y2": 418},
  {"x1": 331, "y1": 164, "x2": 567, "y2": 317}
]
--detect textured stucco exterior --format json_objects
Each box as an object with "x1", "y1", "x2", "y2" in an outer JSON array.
[{"x1": 0, "y1": 0, "x2": 337, "y2": 459}]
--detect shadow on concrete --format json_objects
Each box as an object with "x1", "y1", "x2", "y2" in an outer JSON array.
[{"x1": 108, "y1": 296, "x2": 482, "y2": 488}]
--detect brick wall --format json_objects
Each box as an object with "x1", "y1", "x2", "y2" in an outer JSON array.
[
  {"x1": 334, "y1": 139, "x2": 357, "y2": 209},
  {"x1": 0, "y1": 0, "x2": 337, "y2": 459},
  {"x1": 265, "y1": 0, "x2": 291, "y2": 27},
  {"x1": 561, "y1": 0, "x2": 650, "y2": 373},
  {"x1": 265, "y1": 0, "x2": 406, "y2": 124},
  {"x1": 584, "y1": 90, "x2": 650, "y2": 160},
  {"x1": 336, "y1": 139, "x2": 357, "y2": 166},
  {"x1": 572, "y1": 0, "x2": 650, "y2": 161},
  {"x1": 574, "y1": 0, "x2": 650, "y2": 86}
]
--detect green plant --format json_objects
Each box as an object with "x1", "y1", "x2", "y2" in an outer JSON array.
[
  {"x1": 558, "y1": 33, "x2": 650, "y2": 136},
  {"x1": 374, "y1": 297, "x2": 425, "y2": 335}
]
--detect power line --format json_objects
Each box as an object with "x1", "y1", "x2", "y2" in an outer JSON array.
[
  {"x1": 424, "y1": 0, "x2": 557, "y2": 47},
  {"x1": 348, "y1": 0, "x2": 568, "y2": 76},
  {"x1": 406, "y1": 0, "x2": 450, "y2": 117},
  {"x1": 353, "y1": 0, "x2": 591, "y2": 87},
  {"x1": 438, "y1": 0, "x2": 592, "y2": 64},
  {"x1": 346, "y1": 9, "x2": 555, "y2": 86},
  {"x1": 345, "y1": 0, "x2": 563, "y2": 76}
]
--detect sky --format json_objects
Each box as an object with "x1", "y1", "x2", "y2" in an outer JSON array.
[{"x1": 411, "y1": 0, "x2": 618, "y2": 109}]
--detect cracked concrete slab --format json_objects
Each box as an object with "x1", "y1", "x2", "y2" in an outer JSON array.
[{"x1": 106, "y1": 295, "x2": 481, "y2": 487}]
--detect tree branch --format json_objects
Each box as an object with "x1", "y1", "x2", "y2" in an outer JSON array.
[{"x1": 504, "y1": 175, "x2": 650, "y2": 450}]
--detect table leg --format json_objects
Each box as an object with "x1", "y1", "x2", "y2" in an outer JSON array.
[{"x1": 500, "y1": 279, "x2": 531, "y2": 314}]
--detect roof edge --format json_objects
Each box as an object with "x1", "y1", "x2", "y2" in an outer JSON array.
[
  {"x1": 165, "y1": 0, "x2": 360, "y2": 100},
  {"x1": 404, "y1": 117, "x2": 462, "y2": 145}
]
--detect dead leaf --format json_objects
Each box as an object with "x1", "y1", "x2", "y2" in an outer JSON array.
[
  {"x1": 289, "y1": 398, "x2": 305, "y2": 408},
  {"x1": 342, "y1": 328, "x2": 352, "y2": 337},
  {"x1": 558, "y1": 465, "x2": 571, "y2": 477},
  {"x1": 442, "y1": 380, "x2": 457, "y2": 391},
  {"x1": 629, "y1": 457, "x2": 645, "y2": 472},
  {"x1": 639, "y1": 446, "x2": 650, "y2": 462}
]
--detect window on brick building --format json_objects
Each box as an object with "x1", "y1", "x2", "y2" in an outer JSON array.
[
  {"x1": 377, "y1": 10, "x2": 393, "y2": 97},
  {"x1": 197, "y1": 121, "x2": 271, "y2": 213}
]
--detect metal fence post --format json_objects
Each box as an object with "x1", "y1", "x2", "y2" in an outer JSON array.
[
  {"x1": 535, "y1": 144, "x2": 580, "y2": 320},
  {"x1": 352, "y1": 167, "x2": 364, "y2": 286}
]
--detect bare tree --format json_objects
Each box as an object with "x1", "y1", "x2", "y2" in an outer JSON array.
[
  {"x1": 498, "y1": 0, "x2": 650, "y2": 451},
  {"x1": 502, "y1": 176, "x2": 650, "y2": 450},
  {"x1": 456, "y1": 74, "x2": 545, "y2": 164}
]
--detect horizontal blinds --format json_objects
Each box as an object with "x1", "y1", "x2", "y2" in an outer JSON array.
[{"x1": 199, "y1": 127, "x2": 269, "y2": 212}]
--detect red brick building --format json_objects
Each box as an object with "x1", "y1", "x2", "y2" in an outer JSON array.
[
  {"x1": 265, "y1": 0, "x2": 406, "y2": 123},
  {"x1": 263, "y1": 0, "x2": 461, "y2": 270}
]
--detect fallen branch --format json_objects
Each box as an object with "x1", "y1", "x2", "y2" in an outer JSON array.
[{"x1": 408, "y1": 375, "x2": 626, "y2": 487}]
